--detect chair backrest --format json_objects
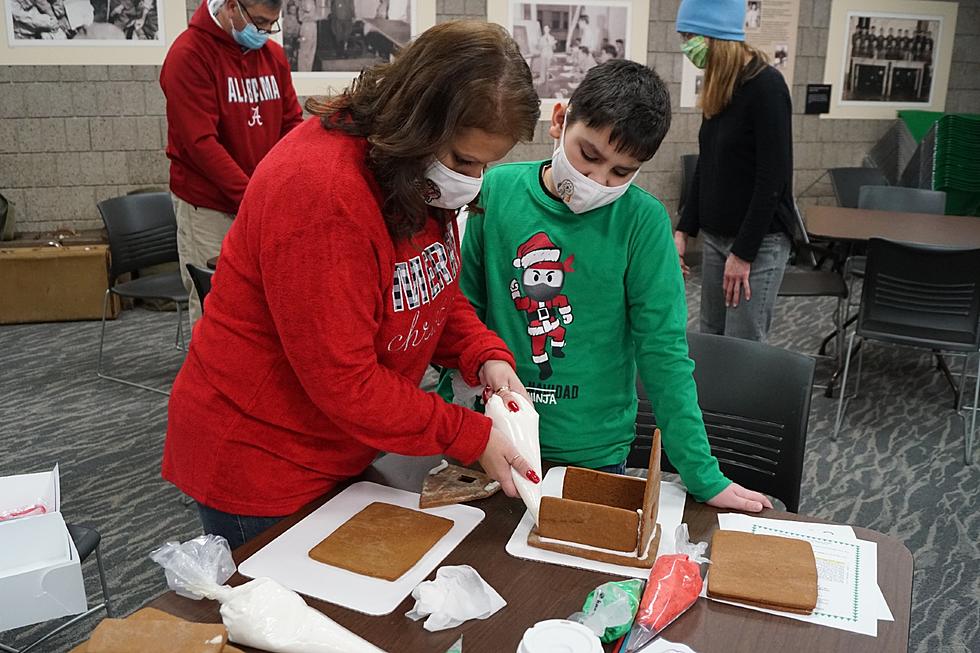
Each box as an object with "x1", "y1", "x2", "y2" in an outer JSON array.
[
  {"x1": 828, "y1": 167, "x2": 889, "y2": 208},
  {"x1": 630, "y1": 332, "x2": 815, "y2": 512},
  {"x1": 859, "y1": 238, "x2": 980, "y2": 351},
  {"x1": 96, "y1": 192, "x2": 179, "y2": 279},
  {"x1": 857, "y1": 185, "x2": 947, "y2": 215},
  {"x1": 677, "y1": 154, "x2": 699, "y2": 217},
  {"x1": 186, "y1": 263, "x2": 215, "y2": 310}
]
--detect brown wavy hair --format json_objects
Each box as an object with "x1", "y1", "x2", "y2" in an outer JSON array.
[
  {"x1": 700, "y1": 38, "x2": 768, "y2": 119},
  {"x1": 306, "y1": 21, "x2": 540, "y2": 239}
]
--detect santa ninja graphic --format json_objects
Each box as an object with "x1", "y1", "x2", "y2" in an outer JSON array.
[{"x1": 510, "y1": 232, "x2": 575, "y2": 380}]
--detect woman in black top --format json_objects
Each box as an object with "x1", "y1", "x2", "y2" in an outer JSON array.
[{"x1": 673, "y1": 0, "x2": 794, "y2": 343}]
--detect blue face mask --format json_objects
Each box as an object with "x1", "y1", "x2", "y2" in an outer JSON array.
[{"x1": 233, "y1": 3, "x2": 269, "y2": 50}]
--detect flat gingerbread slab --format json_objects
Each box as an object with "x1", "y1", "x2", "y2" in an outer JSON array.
[
  {"x1": 707, "y1": 530, "x2": 818, "y2": 614},
  {"x1": 308, "y1": 502, "x2": 453, "y2": 581}
]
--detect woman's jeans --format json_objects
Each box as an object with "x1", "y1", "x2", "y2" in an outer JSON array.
[
  {"x1": 197, "y1": 502, "x2": 284, "y2": 551},
  {"x1": 699, "y1": 230, "x2": 791, "y2": 343}
]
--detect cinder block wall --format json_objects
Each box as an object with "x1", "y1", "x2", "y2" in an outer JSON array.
[{"x1": 1, "y1": 0, "x2": 978, "y2": 233}]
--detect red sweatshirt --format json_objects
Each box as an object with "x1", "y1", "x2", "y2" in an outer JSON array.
[
  {"x1": 162, "y1": 118, "x2": 515, "y2": 516},
  {"x1": 160, "y1": 2, "x2": 303, "y2": 215}
]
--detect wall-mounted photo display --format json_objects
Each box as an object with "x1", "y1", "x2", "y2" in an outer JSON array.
[
  {"x1": 273, "y1": 0, "x2": 435, "y2": 98},
  {"x1": 1, "y1": 0, "x2": 186, "y2": 64},
  {"x1": 487, "y1": 1, "x2": 650, "y2": 119},
  {"x1": 822, "y1": 0, "x2": 958, "y2": 119},
  {"x1": 680, "y1": 0, "x2": 801, "y2": 109}
]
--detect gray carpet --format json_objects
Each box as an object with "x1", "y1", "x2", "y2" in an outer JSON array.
[{"x1": 0, "y1": 276, "x2": 977, "y2": 652}]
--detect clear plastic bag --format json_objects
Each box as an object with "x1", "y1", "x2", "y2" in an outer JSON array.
[
  {"x1": 0, "y1": 499, "x2": 48, "y2": 522},
  {"x1": 569, "y1": 579, "x2": 644, "y2": 643},
  {"x1": 625, "y1": 525, "x2": 709, "y2": 651},
  {"x1": 149, "y1": 535, "x2": 386, "y2": 653}
]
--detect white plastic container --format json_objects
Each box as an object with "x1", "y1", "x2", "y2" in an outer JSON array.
[{"x1": 517, "y1": 619, "x2": 604, "y2": 653}]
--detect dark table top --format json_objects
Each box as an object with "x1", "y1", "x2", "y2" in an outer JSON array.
[
  {"x1": 806, "y1": 204, "x2": 980, "y2": 248},
  {"x1": 148, "y1": 455, "x2": 912, "y2": 652}
]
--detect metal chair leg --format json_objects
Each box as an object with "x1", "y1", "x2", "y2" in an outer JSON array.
[
  {"x1": 94, "y1": 546, "x2": 112, "y2": 617},
  {"x1": 96, "y1": 290, "x2": 172, "y2": 396},
  {"x1": 833, "y1": 331, "x2": 859, "y2": 441},
  {"x1": 965, "y1": 353, "x2": 979, "y2": 465},
  {"x1": 173, "y1": 301, "x2": 187, "y2": 352}
]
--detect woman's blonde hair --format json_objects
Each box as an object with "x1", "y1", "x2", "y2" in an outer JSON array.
[{"x1": 699, "y1": 38, "x2": 768, "y2": 118}]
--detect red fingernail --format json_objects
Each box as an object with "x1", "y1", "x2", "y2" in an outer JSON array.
[
  {"x1": 526, "y1": 470, "x2": 540, "y2": 484},
  {"x1": 508, "y1": 400, "x2": 520, "y2": 413}
]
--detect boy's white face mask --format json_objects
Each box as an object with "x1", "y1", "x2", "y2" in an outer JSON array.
[
  {"x1": 550, "y1": 117, "x2": 639, "y2": 214},
  {"x1": 422, "y1": 159, "x2": 483, "y2": 210}
]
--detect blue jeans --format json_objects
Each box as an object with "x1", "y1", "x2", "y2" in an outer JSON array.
[
  {"x1": 595, "y1": 461, "x2": 627, "y2": 475},
  {"x1": 699, "y1": 230, "x2": 791, "y2": 343},
  {"x1": 197, "y1": 503, "x2": 284, "y2": 551}
]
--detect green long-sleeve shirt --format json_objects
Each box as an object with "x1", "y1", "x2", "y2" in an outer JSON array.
[{"x1": 450, "y1": 161, "x2": 729, "y2": 502}]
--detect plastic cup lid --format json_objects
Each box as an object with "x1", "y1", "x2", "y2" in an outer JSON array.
[{"x1": 517, "y1": 619, "x2": 603, "y2": 653}]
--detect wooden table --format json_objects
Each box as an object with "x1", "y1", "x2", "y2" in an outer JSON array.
[
  {"x1": 148, "y1": 455, "x2": 913, "y2": 653},
  {"x1": 806, "y1": 205, "x2": 980, "y2": 247}
]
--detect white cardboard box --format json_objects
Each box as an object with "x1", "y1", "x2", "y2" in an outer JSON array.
[{"x1": 0, "y1": 465, "x2": 88, "y2": 632}]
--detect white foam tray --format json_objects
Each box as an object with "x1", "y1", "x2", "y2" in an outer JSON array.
[{"x1": 238, "y1": 481, "x2": 485, "y2": 615}]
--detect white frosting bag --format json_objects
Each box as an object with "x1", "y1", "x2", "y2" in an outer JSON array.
[
  {"x1": 485, "y1": 393, "x2": 543, "y2": 525},
  {"x1": 150, "y1": 535, "x2": 385, "y2": 653}
]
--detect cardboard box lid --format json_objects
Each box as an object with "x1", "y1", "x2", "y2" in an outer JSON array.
[{"x1": 0, "y1": 464, "x2": 61, "y2": 515}]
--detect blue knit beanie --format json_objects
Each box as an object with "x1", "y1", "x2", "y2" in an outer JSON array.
[{"x1": 676, "y1": 0, "x2": 746, "y2": 42}]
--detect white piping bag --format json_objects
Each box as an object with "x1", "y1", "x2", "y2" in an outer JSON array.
[
  {"x1": 151, "y1": 536, "x2": 386, "y2": 653},
  {"x1": 485, "y1": 394, "x2": 543, "y2": 525}
]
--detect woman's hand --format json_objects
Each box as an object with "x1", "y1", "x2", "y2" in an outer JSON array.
[
  {"x1": 706, "y1": 482, "x2": 773, "y2": 513},
  {"x1": 478, "y1": 427, "x2": 539, "y2": 498},
  {"x1": 479, "y1": 359, "x2": 530, "y2": 411},
  {"x1": 673, "y1": 231, "x2": 691, "y2": 280},
  {"x1": 723, "y1": 253, "x2": 752, "y2": 307}
]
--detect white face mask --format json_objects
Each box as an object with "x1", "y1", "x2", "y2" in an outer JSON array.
[
  {"x1": 550, "y1": 120, "x2": 639, "y2": 214},
  {"x1": 421, "y1": 159, "x2": 483, "y2": 210}
]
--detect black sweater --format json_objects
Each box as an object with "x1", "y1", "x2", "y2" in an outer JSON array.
[{"x1": 676, "y1": 64, "x2": 794, "y2": 262}]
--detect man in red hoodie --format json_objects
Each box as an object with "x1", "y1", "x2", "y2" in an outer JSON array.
[{"x1": 161, "y1": 0, "x2": 303, "y2": 325}]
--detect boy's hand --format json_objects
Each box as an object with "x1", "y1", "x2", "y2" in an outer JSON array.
[
  {"x1": 723, "y1": 254, "x2": 751, "y2": 307},
  {"x1": 706, "y1": 482, "x2": 774, "y2": 513},
  {"x1": 673, "y1": 231, "x2": 691, "y2": 280}
]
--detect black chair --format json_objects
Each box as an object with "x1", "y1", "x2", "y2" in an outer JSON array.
[
  {"x1": 833, "y1": 238, "x2": 980, "y2": 464},
  {"x1": 185, "y1": 263, "x2": 215, "y2": 312},
  {"x1": 677, "y1": 154, "x2": 699, "y2": 218},
  {"x1": 0, "y1": 524, "x2": 111, "y2": 653},
  {"x1": 629, "y1": 332, "x2": 816, "y2": 512},
  {"x1": 96, "y1": 192, "x2": 189, "y2": 395},
  {"x1": 828, "y1": 167, "x2": 890, "y2": 209},
  {"x1": 842, "y1": 186, "x2": 950, "y2": 337}
]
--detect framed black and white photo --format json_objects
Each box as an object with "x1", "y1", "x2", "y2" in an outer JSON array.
[
  {"x1": 488, "y1": 1, "x2": 649, "y2": 118},
  {"x1": 274, "y1": 0, "x2": 435, "y2": 97},
  {"x1": 823, "y1": 0, "x2": 958, "y2": 119},
  {"x1": 1, "y1": 0, "x2": 185, "y2": 63},
  {"x1": 745, "y1": 1, "x2": 761, "y2": 30}
]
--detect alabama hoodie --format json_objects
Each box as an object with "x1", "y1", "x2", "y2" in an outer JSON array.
[{"x1": 160, "y1": 1, "x2": 303, "y2": 215}]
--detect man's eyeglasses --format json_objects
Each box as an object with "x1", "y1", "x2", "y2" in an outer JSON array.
[{"x1": 238, "y1": 1, "x2": 281, "y2": 35}]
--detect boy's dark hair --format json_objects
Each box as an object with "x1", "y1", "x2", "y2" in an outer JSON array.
[{"x1": 566, "y1": 59, "x2": 671, "y2": 162}]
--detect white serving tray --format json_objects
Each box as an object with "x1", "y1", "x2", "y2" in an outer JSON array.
[
  {"x1": 238, "y1": 481, "x2": 485, "y2": 615},
  {"x1": 505, "y1": 467, "x2": 687, "y2": 578}
]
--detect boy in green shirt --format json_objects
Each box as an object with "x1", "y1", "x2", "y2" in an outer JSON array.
[{"x1": 443, "y1": 60, "x2": 771, "y2": 512}]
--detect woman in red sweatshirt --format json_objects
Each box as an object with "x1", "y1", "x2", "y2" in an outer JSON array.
[{"x1": 163, "y1": 21, "x2": 542, "y2": 549}]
